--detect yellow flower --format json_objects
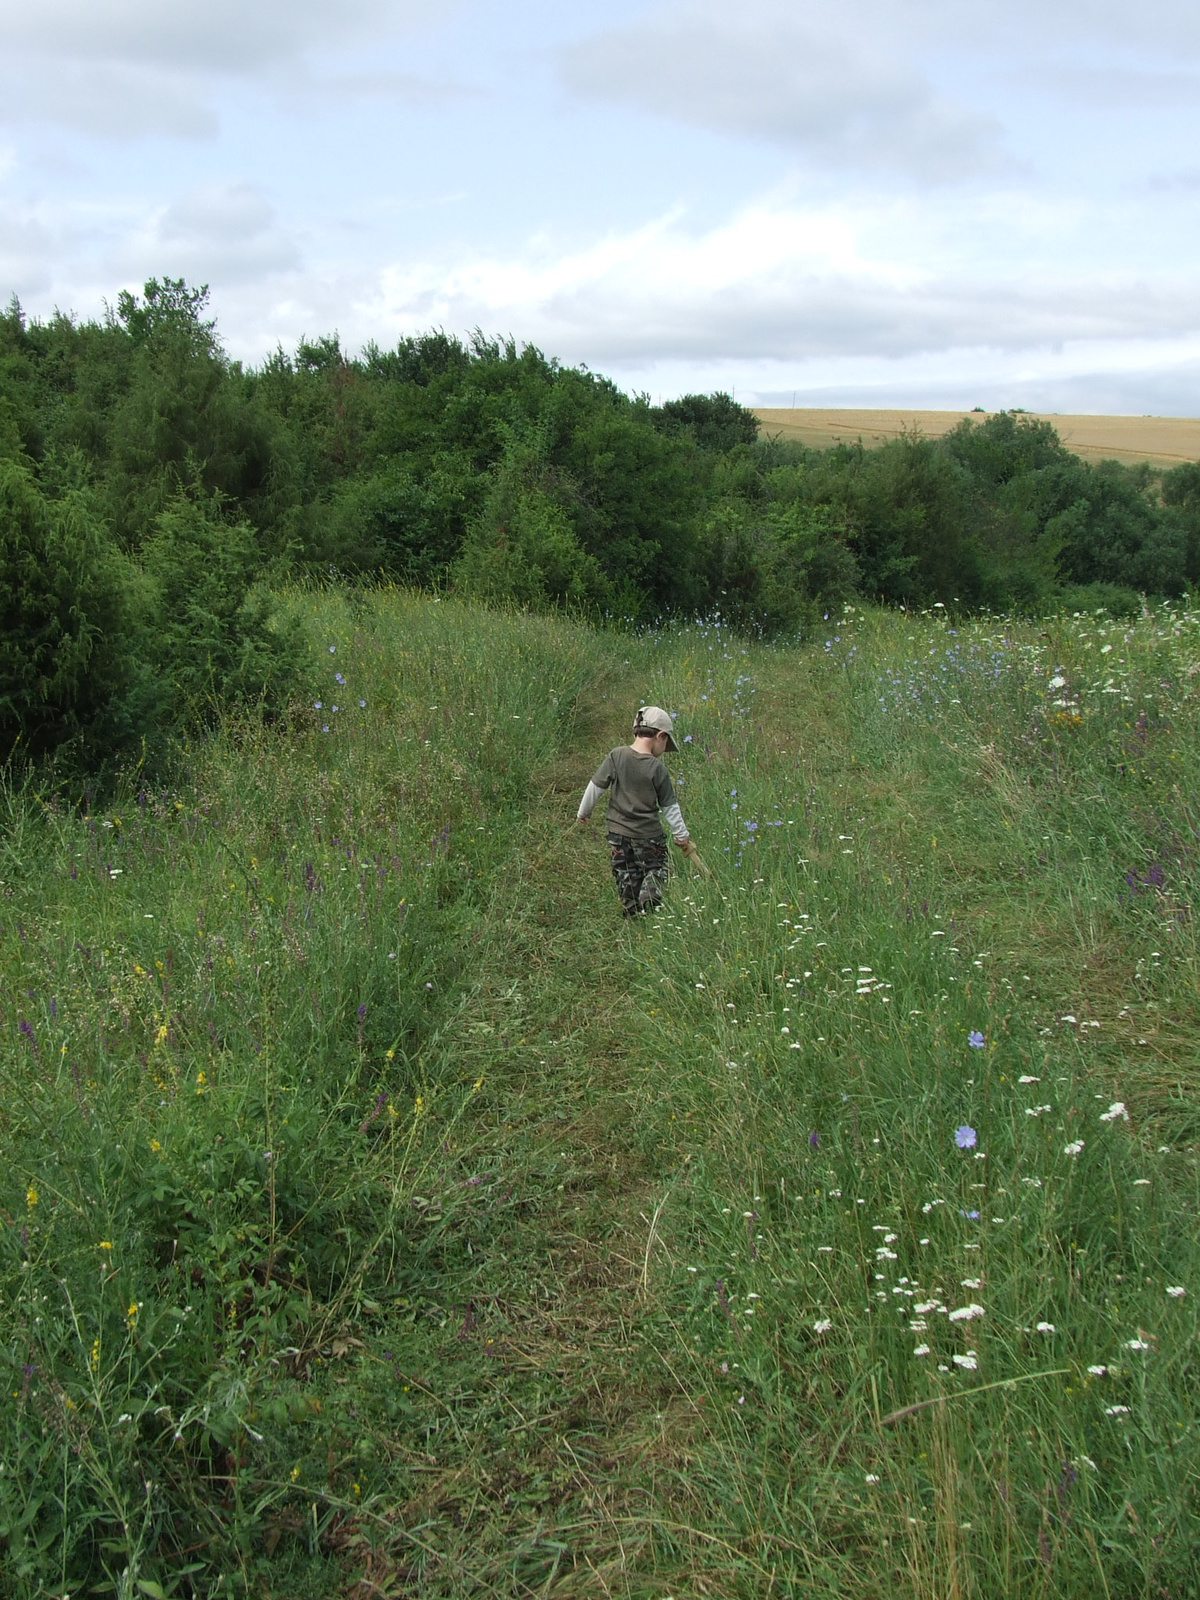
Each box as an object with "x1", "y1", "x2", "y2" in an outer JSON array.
[
  {"x1": 91, "y1": 1339, "x2": 101, "y2": 1370},
  {"x1": 290, "y1": 1465, "x2": 301, "y2": 1481},
  {"x1": 98, "y1": 1240, "x2": 112, "y2": 1251},
  {"x1": 154, "y1": 1024, "x2": 169, "y2": 1046},
  {"x1": 413, "y1": 1095, "x2": 424, "y2": 1118},
  {"x1": 149, "y1": 1140, "x2": 162, "y2": 1154},
  {"x1": 126, "y1": 1301, "x2": 141, "y2": 1327},
  {"x1": 25, "y1": 1185, "x2": 37, "y2": 1209},
  {"x1": 472, "y1": 1076, "x2": 484, "y2": 1092},
  {"x1": 195, "y1": 1071, "x2": 207, "y2": 1095}
]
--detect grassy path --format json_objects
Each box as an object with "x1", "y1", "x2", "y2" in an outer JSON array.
[{"x1": 338, "y1": 670, "x2": 688, "y2": 1598}]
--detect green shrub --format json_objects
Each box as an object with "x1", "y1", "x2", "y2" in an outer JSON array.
[{"x1": 0, "y1": 459, "x2": 142, "y2": 763}]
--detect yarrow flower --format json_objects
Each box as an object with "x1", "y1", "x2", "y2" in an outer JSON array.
[
  {"x1": 955, "y1": 1125, "x2": 978, "y2": 1149},
  {"x1": 1099, "y1": 1102, "x2": 1129, "y2": 1122},
  {"x1": 813, "y1": 1318, "x2": 832, "y2": 1333},
  {"x1": 967, "y1": 1030, "x2": 986, "y2": 1049},
  {"x1": 952, "y1": 1352, "x2": 979, "y2": 1370},
  {"x1": 1064, "y1": 1140, "x2": 1085, "y2": 1156},
  {"x1": 948, "y1": 1304, "x2": 986, "y2": 1322},
  {"x1": 1036, "y1": 1321, "x2": 1056, "y2": 1333},
  {"x1": 1166, "y1": 1286, "x2": 1186, "y2": 1298}
]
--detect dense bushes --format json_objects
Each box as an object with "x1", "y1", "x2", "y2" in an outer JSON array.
[{"x1": 2, "y1": 278, "x2": 1197, "y2": 769}]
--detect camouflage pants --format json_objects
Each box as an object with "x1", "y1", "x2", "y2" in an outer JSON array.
[{"x1": 608, "y1": 831, "x2": 669, "y2": 915}]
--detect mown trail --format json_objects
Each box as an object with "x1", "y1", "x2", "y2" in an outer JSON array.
[{"x1": 343, "y1": 669, "x2": 692, "y2": 1598}]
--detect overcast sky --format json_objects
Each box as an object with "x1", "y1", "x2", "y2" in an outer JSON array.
[{"x1": 3, "y1": 0, "x2": 1200, "y2": 410}]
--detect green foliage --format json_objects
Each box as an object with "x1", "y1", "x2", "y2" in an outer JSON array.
[
  {"x1": 652, "y1": 390, "x2": 761, "y2": 452},
  {"x1": 138, "y1": 495, "x2": 303, "y2": 732},
  {"x1": 453, "y1": 426, "x2": 609, "y2": 609},
  {"x1": 4, "y1": 274, "x2": 1199, "y2": 773},
  {"x1": 0, "y1": 459, "x2": 141, "y2": 762}
]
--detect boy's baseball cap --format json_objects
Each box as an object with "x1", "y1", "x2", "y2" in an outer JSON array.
[{"x1": 634, "y1": 705, "x2": 678, "y2": 751}]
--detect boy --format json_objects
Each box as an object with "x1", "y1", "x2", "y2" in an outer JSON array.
[{"x1": 577, "y1": 706, "x2": 700, "y2": 915}]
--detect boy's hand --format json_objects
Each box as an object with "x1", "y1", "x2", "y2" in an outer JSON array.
[{"x1": 676, "y1": 835, "x2": 696, "y2": 855}]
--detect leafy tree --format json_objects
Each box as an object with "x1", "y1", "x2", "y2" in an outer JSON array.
[{"x1": 653, "y1": 392, "x2": 760, "y2": 453}]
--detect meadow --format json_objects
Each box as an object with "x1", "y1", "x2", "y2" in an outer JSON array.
[{"x1": 2, "y1": 591, "x2": 1199, "y2": 1599}]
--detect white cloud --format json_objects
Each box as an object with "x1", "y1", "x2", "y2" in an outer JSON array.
[
  {"x1": 0, "y1": 0, "x2": 430, "y2": 73},
  {"x1": 0, "y1": 0, "x2": 450, "y2": 138},
  {"x1": 351, "y1": 197, "x2": 1200, "y2": 369},
  {"x1": 0, "y1": 64, "x2": 217, "y2": 139},
  {"x1": 562, "y1": 4, "x2": 1000, "y2": 180},
  {"x1": 111, "y1": 181, "x2": 301, "y2": 287}
]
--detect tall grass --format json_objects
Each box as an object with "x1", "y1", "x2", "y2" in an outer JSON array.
[
  {"x1": 621, "y1": 601, "x2": 1200, "y2": 1596},
  {"x1": 0, "y1": 590, "x2": 624, "y2": 1597},
  {"x1": 3, "y1": 593, "x2": 1199, "y2": 1597}
]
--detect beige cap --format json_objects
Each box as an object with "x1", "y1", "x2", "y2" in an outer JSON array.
[{"x1": 633, "y1": 705, "x2": 678, "y2": 751}]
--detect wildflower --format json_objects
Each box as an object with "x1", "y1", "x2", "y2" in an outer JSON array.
[
  {"x1": 961, "y1": 1278, "x2": 982, "y2": 1289},
  {"x1": 1018, "y1": 1074, "x2": 1041, "y2": 1084},
  {"x1": 314, "y1": 701, "x2": 322, "y2": 710},
  {"x1": 1099, "y1": 1102, "x2": 1129, "y2": 1122},
  {"x1": 1087, "y1": 1364, "x2": 1108, "y2": 1376},
  {"x1": 864, "y1": 1473, "x2": 880, "y2": 1483},
  {"x1": 1126, "y1": 1338, "x2": 1150, "y2": 1350},
  {"x1": 1036, "y1": 1322, "x2": 1056, "y2": 1333},
  {"x1": 335, "y1": 672, "x2": 346, "y2": 685},
  {"x1": 913, "y1": 1342, "x2": 931, "y2": 1356},
  {"x1": 328, "y1": 645, "x2": 336, "y2": 653},
  {"x1": 1064, "y1": 1140, "x2": 1085, "y2": 1156},
  {"x1": 952, "y1": 1352, "x2": 979, "y2": 1370},
  {"x1": 1104, "y1": 1405, "x2": 1130, "y2": 1415},
  {"x1": 98, "y1": 1240, "x2": 112, "y2": 1250},
  {"x1": 808, "y1": 1130, "x2": 819, "y2": 1147},
  {"x1": 949, "y1": 1304, "x2": 985, "y2": 1322},
  {"x1": 813, "y1": 1318, "x2": 832, "y2": 1333},
  {"x1": 91, "y1": 1339, "x2": 101, "y2": 1370},
  {"x1": 359, "y1": 699, "x2": 366, "y2": 707},
  {"x1": 967, "y1": 1031, "x2": 985, "y2": 1049},
  {"x1": 1166, "y1": 1286, "x2": 1186, "y2": 1298},
  {"x1": 25, "y1": 1185, "x2": 37, "y2": 1209},
  {"x1": 955, "y1": 1125, "x2": 977, "y2": 1149},
  {"x1": 959, "y1": 1209, "x2": 981, "y2": 1219}
]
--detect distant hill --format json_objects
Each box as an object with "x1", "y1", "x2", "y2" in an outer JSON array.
[{"x1": 753, "y1": 408, "x2": 1200, "y2": 468}]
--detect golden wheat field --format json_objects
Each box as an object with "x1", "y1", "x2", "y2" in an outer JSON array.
[{"x1": 753, "y1": 407, "x2": 1200, "y2": 467}]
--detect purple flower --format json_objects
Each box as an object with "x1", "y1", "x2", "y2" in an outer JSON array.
[
  {"x1": 335, "y1": 672, "x2": 346, "y2": 685},
  {"x1": 808, "y1": 1130, "x2": 819, "y2": 1147},
  {"x1": 328, "y1": 645, "x2": 336, "y2": 653},
  {"x1": 959, "y1": 1208, "x2": 981, "y2": 1219},
  {"x1": 313, "y1": 700, "x2": 322, "y2": 709},
  {"x1": 968, "y1": 1030, "x2": 986, "y2": 1049},
  {"x1": 955, "y1": 1125, "x2": 978, "y2": 1149}
]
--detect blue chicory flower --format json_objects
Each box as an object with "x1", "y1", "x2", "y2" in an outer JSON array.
[
  {"x1": 968, "y1": 1030, "x2": 986, "y2": 1048},
  {"x1": 955, "y1": 1125, "x2": 978, "y2": 1149}
]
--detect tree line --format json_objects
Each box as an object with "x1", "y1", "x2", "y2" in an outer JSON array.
[{"x1": 4, "y1": 278, "x2": 1199, "y2": 769}]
